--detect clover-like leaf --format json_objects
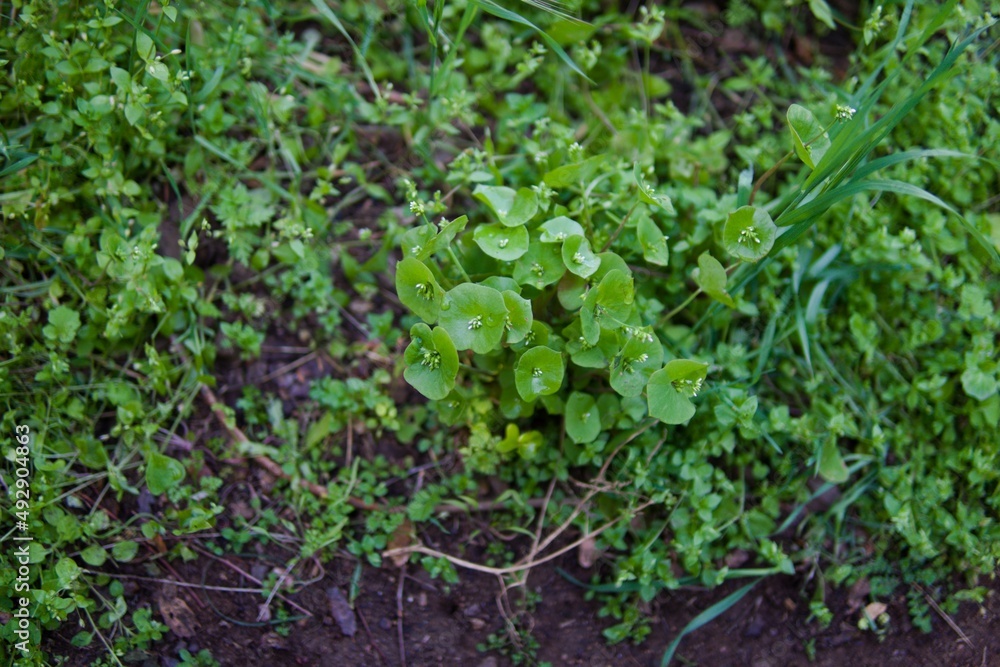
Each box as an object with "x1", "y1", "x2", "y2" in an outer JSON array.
[
  {"x1": 633, "y1": 162, "x2": 675, "y2": 214},
  {"x1": 539, "y1": 216, "x2": 584, "y2": 243},
  {"x1": 694, "y1": 252, "x2": 735, "y2": 308},
  {"x1": 474, "y1": 222, "x2": 529, "y2": 261},
  {"x1": 146, "y1": 451, "x2": 185, "y2": 494},
  {"x1": 637, "y1": 216, "x2": 669, "y2": 266},
  {"x1": 646, "y1": 370, "x2": 695, "y2": 425},
  {"x1": 396, "y1": 257, "x2": 443, "y2": 322},
  {"x1": 513, "y1": 238, "x2": 566, "y2": 289},
  {"x1": 610, "y1": 328, "x2": 663, "y2": 397},
  {"x1": 787, "y1": 104, "x2": 831, "y2": 170},
  {"x1": 723, "y1": 206, "x2": 777, "y2": 262},
  {"x1": 561, "y1": 235, "x2": 600, "y2": 278},
  {"x1": 44, "y1": 305, "x2": 81, "y2": 344},
  {"x1": 502, "y1": 290, "x2": 533, "y2": 344},
  {"x1": 514, "y1": 346, "x2": 564, "y2": 401},
  {"x1": 565, "y1": 392, "x2": 601, "y2": 444},
  {"x1": 473, "y1": 186, "x2": 537, "y2": 226},
  {"x1": 403, "y1": 323, "x2": 459, "y2": 400},
  {"x1": 439, "y1": 283, "x2": 508, "y2": 354}
]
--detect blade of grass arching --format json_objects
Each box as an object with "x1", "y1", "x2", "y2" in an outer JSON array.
[
  {"x1": 848, "y1": 149, "x2": 992, "y2": 184},
  {"x1": 661, "y1": 579, "x2": 763, "y2": 667},
  {"x1": 308, "y1": 0, "x2": 381, "y2": 103},
  {"x1": 0, "y1": 153, "x2": 37, "y2": 179},
  {"x1": 475, "y1": 0, "x2": 592, "y2": 82},
  {"x1": 805, "y1": 23, "x2": 992, "y2": 194}
]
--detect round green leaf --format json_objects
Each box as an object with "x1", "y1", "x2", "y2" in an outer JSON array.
[
  {"x1": 565, "y1": 392, "x2": 601, "y2": 444},
  {"x1": 514, "y1": 346, "x2": 565, "y2": 401},
  {"x1": 637, "y1": 216, "x2": 669, "y2": 266},
  {"x1": 439, "y1": 283, "x2": 508, "y2": 354},
  {"x1": 404, "y1": 323, "x2": 459, "y2": 400},
  {"x1": 396, "y1": 257, "x2": 443, "y2": 322},
  {"x1": 539, "y1": 216, "x2": 584, "y2": 243},
  {"x1": 561, "y1": 235, "x2": 600, "y2": 278},
  {"x1": 694, "y1": 252, "x2": 735, "y2": 308},
  {"x1": 818, "y1": 439, "x2": 849, "y2": 483},
  {"x1": 723, "y1": 206, "x2": 777, "y2": 262},
  {"x1": 473, "y1": 186, "x2": 537, "y2": 226},
  {"x1": 80, "y1": 544, "x2": 107, "y2": 567},
  {"x1": 473, "y1": 222, "x2": 529, "y2": 261},
  {"x1": 787, "y1": 104, "x2": 831, "y2": 169},
  {"x1": 647, "y1": 369, "x2": 696, "y2": 425},
  {"x1": 633, "y1": 162, "x2": 675, "y2": 214},
  {"x1": 513, "y1": 239, "x2": 566, "y2": 289},
  {"x1": 111, "y1": 540, "x2": 139, "y2": 563},
  {"x1": 557, "y1": 273, "x2": 587, "y2": 311},
  {"x1": 610, "y1": 328, "x2": 663, "y2": 397},
  {"x1": 146, "y1": 451, "x2": 185, "y2": 494},
  {"x1": 502, "y1": 290, "x2": 533, "y2": 344}
]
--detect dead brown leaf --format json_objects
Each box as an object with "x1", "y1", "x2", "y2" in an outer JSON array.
[
  {"x1": 155, "y1": 585, "x2": 198, "y2": 638},
  {"x1": 386, "y1": 519, "x2": 413, "y2": 568}
]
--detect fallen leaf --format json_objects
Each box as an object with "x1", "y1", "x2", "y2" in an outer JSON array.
[
  {"x1": 155, "y1": 585, "x2": 198, "y2": 638},
  {"x1": 326, "y1": 586, "x2": 357, "y2": 637},
  {"x1": 864, "y1": 601, "x2": 887, "y2": 620},
  {"x1": 387, "y1": 519, "x2": 413, "y2": 568}
]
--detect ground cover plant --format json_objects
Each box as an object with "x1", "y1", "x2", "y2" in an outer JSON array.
[{"x1": 1, "y1": 0, "x2": 998, "y2": 665}]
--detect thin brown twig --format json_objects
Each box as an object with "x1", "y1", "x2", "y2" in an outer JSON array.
[
  {"x1": 355, "y1": 606, "x2": 389, "y2": 665},
  {"x1": 383, "y1": 501, "x2": 655, "y2": 576},
  {"x1": 912, "y1": 583, "x2": 974, "y2": 649}
]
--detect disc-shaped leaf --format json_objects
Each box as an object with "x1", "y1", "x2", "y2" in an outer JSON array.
[
  {"x1": 439, "y1": 283, "x2": 508, "y2": 354},
  {"x1": 514, "y1": 346, "x2": 564, "y2": 401},
  {"x1": 513, "y1": 239, "x2": 566, "y2": 289},
  {"x1": 647, "y1": 369, "x2": 696, "y2": 425},
  {"x1": 482, "y1": 276, "x2": 519, "y2": 293},
  {"x1": 664, "y1": 359, "x2": 709, "y2": 384},
  {"x1": 567, "y1": 325, "x2": 619, "y2": 369},
  {"x1": 403, "y1": 323, "x2": 459, "y2": 400},
  {"x1": 146, "y1": 452, "x2": 185, "y2": 494},
  {"x1": 723, "y1": 206, "x2": 777, "y2": 262},
  {"x1": 565, "y1": 392, "x2": 601, "y2": 444},
  {"x1": 473, "y1": 186, "x2": 537, "y2": 226},
  {"x1": 592, "y1": 252, "x2": 631, "y2": 283},
  {"x1": 473, "y1": 223, "x2": 529, "y2": 261},
  {"x1": 694, "y1": 252, "x2": 735, "y2": 308},
  {"x1": 400, "y1": 216, "x2": 469, "y2": 261},
  {"x1": 539, "y1": 216, "x2": 584, "y2": 243},
  {"x1": 557, "y1": 273, "x2": 587, "y2": 311},
  {"x1": 637, "y1": 216, "x2": 669, "y2": 266},
  {"x1": 396, "y1": 258, "x2": 443, "y2": 322},
  {"x1": 502, "y1": 290, "x2": 533, "y2": 344},
  {"x1": 561, "y1": 235, "x2": 600, "y2": 278},
  {"x1": 610, "y1": 329, "x2": 663, "y2": 397},
  {"x1": 787, "y1": 104, "x2": 831, "y2": 170}
]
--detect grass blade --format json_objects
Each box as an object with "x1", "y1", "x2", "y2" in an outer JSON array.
[
  {"x1": 475, "y1": 0, "x2": 592, "y2": 82},
  {"x1": 660, "y1": 579, "x2": 763, "y2": 667}
]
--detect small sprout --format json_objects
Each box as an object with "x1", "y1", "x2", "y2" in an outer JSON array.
[{"x1": 467, "y1": 315, "x2": 483, "y2": 330}]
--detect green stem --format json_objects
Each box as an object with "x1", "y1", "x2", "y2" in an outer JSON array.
[
  {"x1": 447, "y1": 247, "x2": 471, "y2": 283},
  {"x1": 601, "y1": 200, "x2": 638, "y2": 252}
]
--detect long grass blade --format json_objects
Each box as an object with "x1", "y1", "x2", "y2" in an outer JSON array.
[{"x1": 660, "y1": 579, "x2": 763, "y2": 667}]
